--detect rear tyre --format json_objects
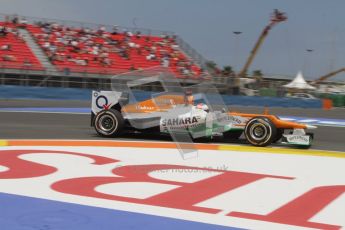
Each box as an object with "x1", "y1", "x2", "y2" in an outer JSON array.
[
  {"x1": 94, "y1": 109, "x2": 124, "y2": 137},
  {"x1": 244, "y1": 117, "x2": 277, "y2": 147}
]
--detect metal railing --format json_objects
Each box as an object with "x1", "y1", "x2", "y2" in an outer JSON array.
[
  {"x1": 174, "y1": 35, "x2": 209, "y2": 70},
  {"x1": 0, "y1": 63, "x2": 125, "y2": 79},
  {"x1": 0, "y1": 62, "x2": 213, "y2": 83},
  {"x1": 0, "y1": 13, "x2": 175, "y2": 37}
]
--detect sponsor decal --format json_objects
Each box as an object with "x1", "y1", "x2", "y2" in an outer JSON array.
[
  {"x1": 95, "y1": 95, "x2": 109, "y2": 109},
  {"x1": 229, "y1": 116, "x2": 244, "y2": 125},
  {"x1": 135, "y1": 105, "x2": 156, "y2": 110},
  {"x1": 162, "y1": 117, "x2": 199, "y2": 127},
  {"x1": 287, "y1": 135, "x2": 309, "y2": 143}
]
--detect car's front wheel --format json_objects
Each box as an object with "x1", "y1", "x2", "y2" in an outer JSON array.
[
  {"x1": 244, "y1": 117, "x2": 277, "y2": 147},
  {"x1": 94, "y1": 109, "x2": 124, "y2": 137}
]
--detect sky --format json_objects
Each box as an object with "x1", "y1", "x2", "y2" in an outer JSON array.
[{"x1": 1, "y1": 0, "x2": 345, "y2": 81}]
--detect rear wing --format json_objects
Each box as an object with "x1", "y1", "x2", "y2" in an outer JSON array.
[{"x1": 91, "y1": 90, "x2": 123, "y2": 115}]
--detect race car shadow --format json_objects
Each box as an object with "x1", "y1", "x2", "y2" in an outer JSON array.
[
  {"x1": 91, "y1": 131, "x2": 305, "y2": 149},
  {"x1": 103, "y1": 131, "x2": 250, "y2": 145}
]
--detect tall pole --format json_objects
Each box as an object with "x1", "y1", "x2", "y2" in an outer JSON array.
[
  {"x1": 303, "y1": 49, "x2": 314, "y2": 78},
  {"x1": 233, "y1": 31, "x2": 242, "y2": 72}
]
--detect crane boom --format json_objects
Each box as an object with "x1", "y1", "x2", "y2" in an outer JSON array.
[
  {"x1": 313, "y1": 68, "x2": 345, "y2": 84},
  {"x1": 238, "y1": 9, "x2": 287, "y2": 78}
]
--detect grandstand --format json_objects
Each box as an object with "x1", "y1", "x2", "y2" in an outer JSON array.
[
  {"x1": 0, "y1": 14, "x2": 209, "y2": 89},
  {"x1": 2, "y1": 14, "x2": 341, "y2": 95},
  {"x1": 0, "y1": 22, "x2": 43, "y2": 71}
]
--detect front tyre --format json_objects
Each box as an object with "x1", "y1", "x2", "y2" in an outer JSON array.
[
  {"x1": 94, "y1": 109, "x2": 124, "y2": 137},
  {"x1": 244, "y1": 117, "x2": 277, "y2": 147}
]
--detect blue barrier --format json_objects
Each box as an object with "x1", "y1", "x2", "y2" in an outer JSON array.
[
  {"x1": 0, "y1": 85, "x2": 322, "y2": 108},
  {"x1": 220, "y1": 95, "x2": 322, "y2": 108},
  {"x1": 0, "y1": 85, "x2": 92, "y2": 101},
  {"x1": 129, "y1": 91, "x2": 323, "y2": 108}
]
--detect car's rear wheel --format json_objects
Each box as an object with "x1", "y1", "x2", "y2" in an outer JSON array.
[
  {"x1": 244, "y1": 117, "x2": 277, "y2": 147},
  {"x1": 94, "y1": 109, "x2": 124, "y2": 137}
]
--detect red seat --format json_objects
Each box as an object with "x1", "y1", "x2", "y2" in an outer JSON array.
[
  {"x1": 0, "y1": 21, "x2": 204, "y2": 78},
  {"x1": 25, "y1": 23, "x2": 202, "y2": 77},
  {"x1": 0, "y1": 23, "x2": 44, "y2": 71}
]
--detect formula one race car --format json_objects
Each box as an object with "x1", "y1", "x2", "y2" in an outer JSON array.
[{"x1": 91, "y1": 90, "x2": 316, "y2": 147}]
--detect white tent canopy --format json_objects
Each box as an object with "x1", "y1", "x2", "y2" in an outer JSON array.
[{"x1": 283, "y1": 71, "x2": 316, "y2": 90}]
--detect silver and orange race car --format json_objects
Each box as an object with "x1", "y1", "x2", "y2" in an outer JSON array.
[{"x1": 91, "y1": 90, "x2": 316, "y2": 147}]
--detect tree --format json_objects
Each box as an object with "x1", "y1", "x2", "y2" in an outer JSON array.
[
  {"x1": 252, "y1": 69, "x2": 263, "y2": 77},
  {"x1": 205, "y1": 61, "x2": 218, "y2": 70},
  {"x1": 222, "y1": 65, "x2": 234, "y2": 77},
  {"x1": 205, "y1": 60, "x2": 221, "y2": 76},
  {"x1": 252, "y1": 69, "x2": 264, "y2": 89}
]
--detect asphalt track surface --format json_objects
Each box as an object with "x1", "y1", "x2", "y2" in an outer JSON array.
[
  {"x1": 0, "y1": 99, "x2": 344, "y2": 152},
  {"x1": 0, "y1": 99, "x2": 344, "y2": 230}
]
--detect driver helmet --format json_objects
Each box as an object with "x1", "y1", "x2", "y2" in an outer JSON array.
[{"x1": 196, "y1": 103, "x2": 209, "y2": 112}]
